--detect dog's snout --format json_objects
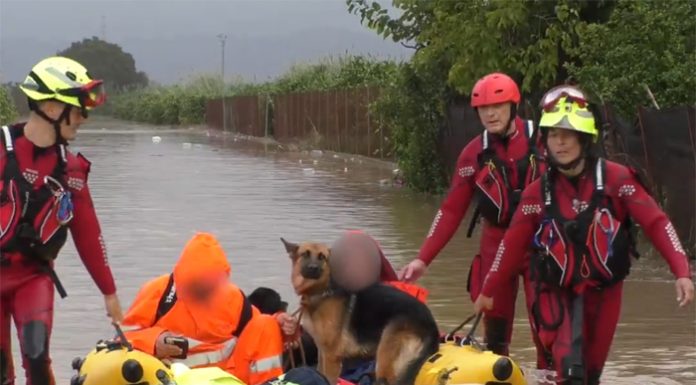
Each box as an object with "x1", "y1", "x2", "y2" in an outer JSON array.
[{"x1": 301, "y1": 264, "x2": 323, "y2": 279}]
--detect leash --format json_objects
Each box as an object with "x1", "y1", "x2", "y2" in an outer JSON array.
[
  {"x1": 286, "y1": 307, "x2": 307, "y2": 369},
  {"x1": 443, "y1": 313, "x2": 485, "y2": 350}
]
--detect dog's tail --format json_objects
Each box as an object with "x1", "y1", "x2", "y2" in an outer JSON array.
[{"x1": 397, "y1": 329, "x2": 440, "y2": 385}]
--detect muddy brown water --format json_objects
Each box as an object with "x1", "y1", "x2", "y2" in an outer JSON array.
[{"x1": 7, "y1": 118, "x2": 695, "y2": 384}]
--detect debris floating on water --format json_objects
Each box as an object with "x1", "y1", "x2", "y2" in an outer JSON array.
[
  {"x1": 313, "y1": 160, "x2": 319, "y2": 165},
  {"x1": 299, "y1": 159, "x2": 303, "y2": 164},
  {"x1": 152, "y1": 136, "x2": 162, "y2": 144},
  {"x1": 182, "y1": 142, "x2": 192, "y2": 149},
  {"x1": 333, "y1": 154, "x2": 340, "y2": 159},
  {"x1": 311, "y1": 150, "x2": 323, "y2": 157},
  {"x1": 302, "y1": 168, "x2": 315, "y2": 175},
  {"x1": 344, "y1": 167, "x2": 348, "y2": 173}
]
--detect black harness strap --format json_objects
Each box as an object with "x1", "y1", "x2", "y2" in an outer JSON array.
[
  {"x1": 233, "y1": 292, "x2": 253, "y2": 338},
  {"x1": 566, "y1": 294, "x2": 585, "y2": 385},
  {"x1": 154, "y1": 274, "x2": 178, "y2": 323}
]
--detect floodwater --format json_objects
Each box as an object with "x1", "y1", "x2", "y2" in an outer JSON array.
[{"x1": 7, "y1": 117, "x2": 695, "y2": 384}]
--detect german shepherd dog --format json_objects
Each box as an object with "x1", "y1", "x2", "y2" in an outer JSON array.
[{"x1": 281, "y1": 238, "x2": 439, "y2": 385}]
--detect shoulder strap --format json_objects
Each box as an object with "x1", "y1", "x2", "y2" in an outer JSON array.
[
  {"x1": 233, "y1": 292, "x2": 253, "y2": 337},
  {"x1": 590, "y1": 158, "x2": 605, "y2": 207},
  {"x1": 1, "y1": 126, "x2": 14, "y2": 153},
  {"x1": 1, "y1": 125, "x2": 19, "y2": 200},
  {"x1": 154, "y1": 274, "x2": 178, "y2": 324},
  {"x1": 525, "y1": 119, "x2": 535, "y2": 140}
]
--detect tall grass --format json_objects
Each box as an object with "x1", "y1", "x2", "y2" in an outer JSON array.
[
  {"x1": 0, "y1": 86, "x2": 18, "y2": 123},
  {"x1": 108, "y1": 55, "x2": 398, "y2": 125}
]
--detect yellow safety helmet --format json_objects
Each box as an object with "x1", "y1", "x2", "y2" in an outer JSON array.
[
  {"x1": 71, "y1": 340, "x2": 175, "y2": 385},
  {"x1": 538, "y1": 85, "x2": 598, "y2": 142},
  {"x1": 19, "y1": 56, "x2": 106, "y2": 110}
]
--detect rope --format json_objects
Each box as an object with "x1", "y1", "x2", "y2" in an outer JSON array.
[{"x1": 286, "y1": 307, "x2": 307, "y2": 369}]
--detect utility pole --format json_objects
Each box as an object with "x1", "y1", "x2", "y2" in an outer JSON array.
[
  {"x1": 101, "y1": 15, "x2": 106, "y2": 40},
  {"x1": 217, "y1": 34, "x2": 228, "y2": 131}
]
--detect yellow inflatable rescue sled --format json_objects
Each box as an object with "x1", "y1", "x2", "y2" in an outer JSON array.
[
  {"x1": 71, "y1": 323, "x2": 246, "y2": 385},
  {"x1": 71, "y1": 339, "x2": 175, "y2": 385},
  {"x1": 415, "y1": 314, "x2": 526, "y2": 385},
  {"x1": 415, "y1": 342, "x2": 526, "y2": 385}
]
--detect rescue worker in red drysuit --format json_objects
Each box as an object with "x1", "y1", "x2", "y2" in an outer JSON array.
[
  {"x1": 0, "y1": 56, "x2": 123, "y2": 385},
  {"x1": 474, "y1": 86, "x2": 695, "y2": 385},
  {"x1": 400, "y1": 73, "x2": 546, "y2": 356}
]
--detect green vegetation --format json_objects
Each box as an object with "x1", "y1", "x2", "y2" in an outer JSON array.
[
  {"x1": 0, "y1": 86, "x2": 18, "y2": 123},
  {"x1": 347, "y1": 0, "x2": 696, "y2": 192},
  {"x1": 108, "y1": 55, "x2": 399, "y2": 126}
]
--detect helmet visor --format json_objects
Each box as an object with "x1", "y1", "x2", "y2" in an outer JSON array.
[
  {"x1": 541, "y1": 85, "x2": 588, "y2": 110},
  {"x1": 57, "y1": 80, "x2": 106, "y2": 109}
]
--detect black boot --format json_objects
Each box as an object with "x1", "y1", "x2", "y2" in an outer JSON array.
[{"x1": 484, "y1": 316, "x2": 510, "y2": 355}]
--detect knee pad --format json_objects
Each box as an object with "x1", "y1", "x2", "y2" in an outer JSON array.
[
  {"x1": 22, "y1": 320, "x2": 52, "y2": 384},
  {"x1": 484, "y1": 317, "x2": 509, "y2": 355}
]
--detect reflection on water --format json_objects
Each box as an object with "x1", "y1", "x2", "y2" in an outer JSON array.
[{"x1": 8, "y1": 118, "x2": 695, "y2": 384}]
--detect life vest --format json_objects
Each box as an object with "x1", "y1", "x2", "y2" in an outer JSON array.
[
  {"x1": 0, "y1": 125, "x2": 73, "y2": 262},
  {"x1": 151, "y1": 274, "x2": 255, "y2": 368},
  {"x1": 385, "y1": 281, "x2": 428, "y2": 303},
  {"x1": 531, "y1": 158, "x2": 636, "y2": 293},
  {"x1": 470, "y1": 120, "x2": 540, "y2": 233}
]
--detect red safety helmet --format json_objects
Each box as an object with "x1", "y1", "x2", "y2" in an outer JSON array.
[{"x1": 470, "y1": 73, "x2": 521, "y2": 107}]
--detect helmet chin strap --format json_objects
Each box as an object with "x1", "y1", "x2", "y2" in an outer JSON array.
[{"x1": 28, "y1": 100, "x2": 71, "y2": 145}]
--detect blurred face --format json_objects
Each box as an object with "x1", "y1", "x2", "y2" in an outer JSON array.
[
  {"x1": 478, "y1": 102, "x2": 513, "y2": 135},
  {"x1": 181, "y1": 272, "x2": 227, "y2": 304},
  {"x1": 331, "y1": 236, "x2": 381, "y2": 292},
  {"x1": 338, "y1": 249, "x2": 378, "y2": 290},
  {"x1": 546, "y1": 127, "x2": 582, "y2": 166}
]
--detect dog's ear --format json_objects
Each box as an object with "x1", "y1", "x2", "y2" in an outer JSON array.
[{"x1": 280, "y1": 237, "x2": 299, "y2": 255}]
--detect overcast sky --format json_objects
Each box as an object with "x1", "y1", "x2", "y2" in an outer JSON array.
[{"x1": 0, "y1": 0, "x2": 409, "y2": 84}]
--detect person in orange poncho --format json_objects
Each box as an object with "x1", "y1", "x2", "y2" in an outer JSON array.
[{"x1": 122, "y1": 232, "x2": 296, "y2": 385}]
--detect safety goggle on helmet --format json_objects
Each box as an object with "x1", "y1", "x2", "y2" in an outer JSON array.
[
  {"x1": 56, "y1": 79, "x2": 107, "y2": 110},
  {"x1": 538, "y1": 85, "x2": 598, "y2": 141}
]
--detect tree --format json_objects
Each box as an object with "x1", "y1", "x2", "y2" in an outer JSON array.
[
  {"x1": 568, "y1": 0, "x2": 696, "y2": 116},
  {"x1": 58, "y1": 37, "x2": 148, "y2": 92},
  {"x1": 348, "y1": 0, "x2": 616, "y2": 97}
]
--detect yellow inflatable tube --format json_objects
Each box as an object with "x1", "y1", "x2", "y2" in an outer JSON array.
[
  {"x1": 71, "y1": 340, "x2": 245, "y2": 385},
  {"x1": 415, "y1": 342, "x2": 527, "y2": 385}
]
